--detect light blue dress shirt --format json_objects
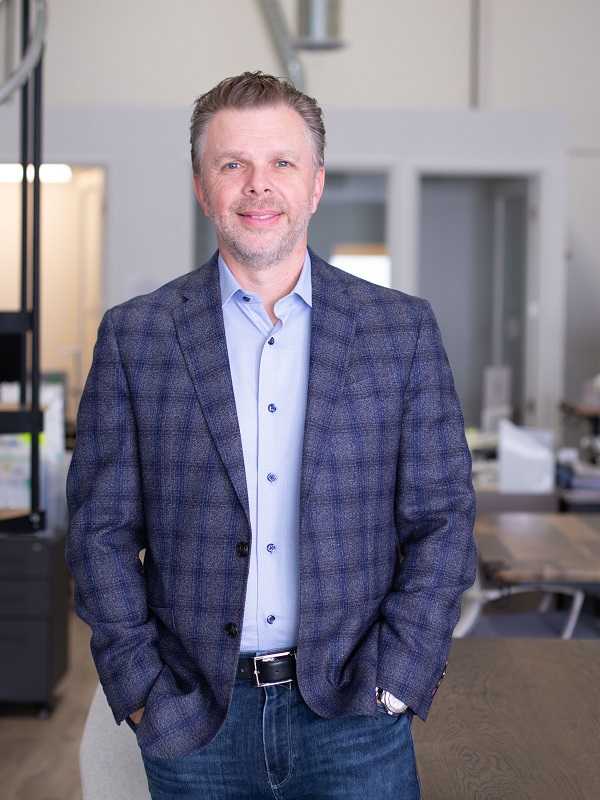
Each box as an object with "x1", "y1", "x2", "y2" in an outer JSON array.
[{"x1": 219, "y1": 252, "x2": 312, "y2": 652}]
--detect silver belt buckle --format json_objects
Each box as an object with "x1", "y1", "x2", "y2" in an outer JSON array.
[{"x1": 252, "y1": 650, "x2": 295, "y2": 688}]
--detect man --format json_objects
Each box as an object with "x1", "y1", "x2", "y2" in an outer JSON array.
[{"x1": 66, "y1": 72, "x2": 476, "y2": 799}]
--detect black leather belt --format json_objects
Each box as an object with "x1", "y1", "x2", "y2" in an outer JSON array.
[{"x1": 236, "y1": 650, "x2": 297, "y2": 687}]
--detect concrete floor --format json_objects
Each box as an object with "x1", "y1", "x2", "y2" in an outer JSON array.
[{"x1": 1, "y1": 597, "x2": 599, "y2": 800}]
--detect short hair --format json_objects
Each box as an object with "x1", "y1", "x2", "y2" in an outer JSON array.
[{"x1": 190, "y1": 71, "x2": 325, "y2": 176}]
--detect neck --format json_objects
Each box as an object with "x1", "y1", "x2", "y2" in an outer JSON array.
[{"x1": 221, "y1": 246, "x2": 307, "y2": 324}]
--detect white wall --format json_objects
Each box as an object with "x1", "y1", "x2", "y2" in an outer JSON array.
[
  {"x1": 482, "y1": 0, "x2": 600, "y2": 144},
  {"x1": 0, "y1": 105, "x2": 194, "y2": 310},
  {"x1": 42, "y1": 0, "x2": 472, "y2": 109},
  {"x1": 2, "y1": 0, "x2": 599, "y2": 416},
  {"x1": 482, "y1": 0, "x2": 600, "y2": 404}
]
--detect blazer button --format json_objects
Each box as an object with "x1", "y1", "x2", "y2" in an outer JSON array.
[
  {"x1": 225, "y1": 622, "x2": 238, "y2": 638},
  {"x1": 236, "y1": 542, "x2": 250, "y2": 557}
]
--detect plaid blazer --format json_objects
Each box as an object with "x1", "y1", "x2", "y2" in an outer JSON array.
[{"x1": 66, "y1": 250, "x2": 476, "y2": 759}]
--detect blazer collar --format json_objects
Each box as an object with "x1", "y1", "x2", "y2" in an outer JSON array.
[
  {"x1": 300, "y1": 249, "x2": 359, "y2": 514},
  {"x1": 172, "y1": 254, "x2": 250, "y2": 521},
  {"x1": 171, "y1": 250, "x2": 360, "y2": 525}
]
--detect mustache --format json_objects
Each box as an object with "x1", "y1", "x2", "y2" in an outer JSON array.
[{"x1": 233, "y1": 201, "x2": 285, "y2": 214}]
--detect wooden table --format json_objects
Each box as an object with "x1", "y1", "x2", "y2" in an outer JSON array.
[
  {"x1": 474, "y1": 513, "x2": 600, "y2": 585},
  {"x1": 561, "y1": 401, "x2": 600, "y2": 436},
  {"x1": 412, "y1": 638, "x2": 600, "y2": 799}
]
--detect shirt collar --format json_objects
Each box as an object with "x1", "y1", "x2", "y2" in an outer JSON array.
[{"x1": 218, "y1": 251, "x2": 312, "y2": 309}]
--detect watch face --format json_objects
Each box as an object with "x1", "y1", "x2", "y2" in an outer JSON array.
[{"x1": 384, "y1": 692, "x2": 408, "y2": 714}]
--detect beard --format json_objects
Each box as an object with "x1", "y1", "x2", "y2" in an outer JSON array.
[{"x1": 202, "y1": 185, "x2": 316, "y2": 271}]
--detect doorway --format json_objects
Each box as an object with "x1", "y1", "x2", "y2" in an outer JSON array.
[
  {"x1": 308, "y1": 170, "x2": 390, "y2": 285},
  {"x1": 0, "y1": 166, "x2": 104, "y2": 425},
  {"x1": 419, "y1": 175, "x2": 531, "y2": 429}
]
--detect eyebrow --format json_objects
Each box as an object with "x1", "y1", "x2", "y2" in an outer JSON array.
[
  {"x1": 212, "y1": 150, "x2": 300, "y2": 165},
  {"x1": 214, "y1": 151, "x2": 247, "y2": 163}
]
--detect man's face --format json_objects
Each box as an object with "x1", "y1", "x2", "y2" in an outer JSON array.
[{"x1": 194, "y1": 105, "x2": 325, "y2": 271}]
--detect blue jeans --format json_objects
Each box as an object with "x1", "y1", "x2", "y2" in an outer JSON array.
[{"x1": 141, "y1": 681, "x2": 421, "y2": 799}]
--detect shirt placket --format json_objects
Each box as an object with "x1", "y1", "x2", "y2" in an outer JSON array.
[{"x1": 255, "y1": 298, "x2": 297, "y2": 647}]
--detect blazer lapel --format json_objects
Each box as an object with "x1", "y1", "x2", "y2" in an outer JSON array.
[
  {"x1": 300, "y1": 253, "x2": 359, "y2": 516},
  {"x1": 172, "y1": 258, "x2": 250, "y2": 521}
]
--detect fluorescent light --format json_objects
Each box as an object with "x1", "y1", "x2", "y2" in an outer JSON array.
[
  {"x1": 40, "y1": 164, "x2": 73, "y2": 183},
  {"x1": 0, "y1": 163, "x2": 73, "y2": 183},
  {"x1": 0, "y1": 164, "x2": 24, "y2": 182}
]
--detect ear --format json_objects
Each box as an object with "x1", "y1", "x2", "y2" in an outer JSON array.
[
  {"x1": 193, "y1": 173, "x2": 211, "y2": 218},
  {"x1": 311, "y1": 165, "x2": 325, "y2": 214}
]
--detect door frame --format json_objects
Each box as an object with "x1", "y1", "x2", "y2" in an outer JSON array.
[{"x1": 402, "y1": 160, "x2": 564, "y2": 434}]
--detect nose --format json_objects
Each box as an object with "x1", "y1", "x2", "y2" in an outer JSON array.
[{"x1": 244, "y1": 165, "x2": 272, "y2": 195}]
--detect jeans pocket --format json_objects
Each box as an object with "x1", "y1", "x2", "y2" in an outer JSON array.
[
  {"x1": 376, "y1": 704, "x2": 398, "y2": 723},
  {"x1": 124, "y1": 715, "x2": 139, "y2": 733}
]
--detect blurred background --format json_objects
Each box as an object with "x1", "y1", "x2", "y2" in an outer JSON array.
[
  {"x1": 1, "y1": 2, "x2": 600, "y2": 798},
  {"x1": 1, "y1": 0, "x2": 599, "y2": 434}
]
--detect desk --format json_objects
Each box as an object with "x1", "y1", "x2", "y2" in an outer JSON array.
[
  {"x1": 475, "y1": 513, "x2": 600, "y2": 584},
  {"x1": 561, "y1": 401, "x2": 600, "y2": 436},
  {"x1": 413, "y1": 638, "x2": 600, "y2": 799},
  {"x1": 559, "y1": 488, "x2": 600, "y2": 514},
  {"x1": 475, "y1": 490, "x2": 558, "y2": 514}
]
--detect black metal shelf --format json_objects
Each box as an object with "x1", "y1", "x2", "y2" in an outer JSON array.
[
  {"x1": 0, "y1": 509, "x2": 46, "y2": 533},
  {"x1": 0, "y1": 311, "x2": 33, "y2": 334},
  {"x1": 0, "y1": 405, "x2": 44, "y2": 435},
  {"x1": 0, "y1": 0, "x2": 45, "y2": 534},
  {"x1": 0, "y1": 2, "x2": 61, "y2": 718}
]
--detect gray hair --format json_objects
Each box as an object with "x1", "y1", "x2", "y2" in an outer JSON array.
[{"x1": 190, "y1": 71, "x2": 325, "y2": 176}]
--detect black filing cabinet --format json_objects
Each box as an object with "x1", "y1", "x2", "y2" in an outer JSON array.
[{"x1": 0, "y1": 527, "x2": 68, "y2": 713}]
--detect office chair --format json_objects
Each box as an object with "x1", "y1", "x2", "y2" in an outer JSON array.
[
  {"x1": 80, "y1": 683, "x2": 150, "y2": 800},
  {"x1": 453, "y1": 562, "x2": 585, "y2": 639}
]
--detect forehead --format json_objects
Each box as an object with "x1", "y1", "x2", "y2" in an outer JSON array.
[{"x1": 203, "y1": 105, "x2": 312, "y2": 157}]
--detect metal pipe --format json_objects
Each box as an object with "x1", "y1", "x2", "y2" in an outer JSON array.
[
  {"x1": 258, "y1": 0, "x2": 305, "y2": 91},
  {"x1": 30, "y1": 47, "x2": 43, "y2": 528},
  {"x1": 1, "y1": 0, "x2": 18, "y2": 89},
  {"x1": 19, "y1": 0, "x2": 30, "y2": 406},
  {"x1": 469, "y1": 0, "x2": 481, "y2": 108},
  {"x1": 0, "y1": 0, "x2": 47, "y2": 106}
]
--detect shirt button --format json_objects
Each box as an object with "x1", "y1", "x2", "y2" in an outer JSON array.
[
  {"x1": 266, "y1": 543, "x2": 276, "y2": 553},
  {"x1": 225, "y1": 622, "x2": 239, "y2": 638},
  {"x1": 267, "y1": 473, "x2": 277, "y2": 483},
  {"x1": 236, "y1": 542, "x2": 250, "y2": 557},
  {"x1": 268, "y1": 403, "x2": 277, "y2": 413},
  {"x1": 267, "y1": 615, "x2": 276, "y2": 625},
  {"x1": 268, "y1": 337, "x2": 275, "y2": 345},
  {"x1": 242, "y1": 296, "x2": 251, "y2": 302}
]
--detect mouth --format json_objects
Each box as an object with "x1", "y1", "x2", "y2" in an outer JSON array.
[
  {"x1": 237, "y1": 210, "x2": 283, "y2": 228},
  {"x1": 239, "y1": 211, "x2": 281, "y2": 219}
]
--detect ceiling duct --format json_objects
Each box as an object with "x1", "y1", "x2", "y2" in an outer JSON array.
[
  {"x1": 296, "y1": 0, "x2": 343, "y2": 50},
  {"x1": 258, "y1": 0, "x2": 304, "y2": 90},
  {"x1": 258, "y1": 0, "x2": 344, "y2": 90}
]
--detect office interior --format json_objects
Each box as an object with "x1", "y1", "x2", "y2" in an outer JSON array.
[{"x1": 1, "y1": 2, "x2": 600, "y2": 798}]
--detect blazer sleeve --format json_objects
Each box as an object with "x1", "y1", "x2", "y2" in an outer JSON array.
[
  {"x1": 65, "y1": 310, "x2": 164, "y2": 724},
  {"x1": 376, "y1": 300, "x2": 477, "y2": 720}
]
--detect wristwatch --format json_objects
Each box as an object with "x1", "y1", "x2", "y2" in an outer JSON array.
[{"x1": 376, "y1": 687, "x2": 408, "y2": 715}]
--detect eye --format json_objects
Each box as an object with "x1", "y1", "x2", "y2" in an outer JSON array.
[
  {"x1": 225, "y1": 162, "x2": 241, "y2": 170},
  {"x1": 276, "y1": 160, "x2": 290, "y2": 167}
]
